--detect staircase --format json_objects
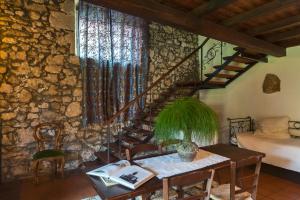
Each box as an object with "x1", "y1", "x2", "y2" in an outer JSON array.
[{"x1": 87, "y1": 38, "x2": 268, "y2": 166}]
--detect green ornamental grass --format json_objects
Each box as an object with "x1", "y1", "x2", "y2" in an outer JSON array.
[{"x1": 154, "y1": 97, "x2": 218, "y2": 144}]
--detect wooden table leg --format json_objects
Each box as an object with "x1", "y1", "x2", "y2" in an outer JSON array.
[
  {"x1": 252, "y1": 159, "x2": 262, "y2": 200},
  {"x1": 230, "y1": 161, "x2": 236, "y2": 200}
]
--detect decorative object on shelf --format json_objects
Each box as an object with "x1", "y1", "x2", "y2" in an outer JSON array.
[
  {"x1": 154, "y1": 97, "x2": 218, "y2": 161},
  {"x1": 263, "y1": 73, "x2": 280, "y2": 94}
]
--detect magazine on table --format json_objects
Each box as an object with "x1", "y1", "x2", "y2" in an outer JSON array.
[
  {"x1": 86, "y1": 160, "x2": 155, "y2": 189},
  {"x1": 99, "y1": 176, "x2": 118, "y2": 186}
]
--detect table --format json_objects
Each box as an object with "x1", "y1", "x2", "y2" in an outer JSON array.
[{"x1": 88, "y1": 144, "x2": 265, "y2": 200}]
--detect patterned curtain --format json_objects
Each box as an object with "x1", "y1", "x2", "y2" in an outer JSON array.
[{"x1": 78, "y1": 1, "x2": 149, "y2": 126}]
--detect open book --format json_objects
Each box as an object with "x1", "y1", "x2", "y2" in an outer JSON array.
[{"x1": 86, "y1": 160, "x2": 155, "y2": 189}]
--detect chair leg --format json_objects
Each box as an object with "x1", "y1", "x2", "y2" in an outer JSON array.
[
  {"x1": 60, "y1": 157, "x2": 65, "y2": 178},
  {"x1": 32, "y1": 160, "x2": 40, "y2": 185},
  {"x1": 53, "y1": 160, "x2": 57, "y2": 176},
  {"x1": 177, "y1": 186, "x2": 184, "y2": 198}
]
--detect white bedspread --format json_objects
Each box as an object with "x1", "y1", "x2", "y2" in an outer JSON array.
[
  {"x1": 237, "y1": 132, "x2": 300, "y2": 172},
  {"x1": 134, "y1": 150, "x2": 229, "y2": 179}
]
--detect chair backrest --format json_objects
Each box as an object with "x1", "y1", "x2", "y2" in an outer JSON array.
[
  {"x1": 125, "y1": 144, "x2": 162, "y2": 161},
  {"x1": 34, "y1": 122, "x2": 63, "y2": 152},
  {"x1": 233, "y1": 155, "x2": 262, "y2": 199},
  {"x1": 163, "y1": 169, "x2": 215, "y2": 200}
]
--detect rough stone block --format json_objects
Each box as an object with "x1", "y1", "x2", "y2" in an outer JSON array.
[
  {"x1": 2, "y1": 37, "x2": 17, "y2": 44},
  {"x1": 0, "y1": 50, "x2": 8, "y2": 59},
  {"x1": 17, "y1": 128, "x2": 35, "y2": 147},
  {"x1": 18, "y1": 89, "x2": 32, "y2": 103},
  {"x1": 65, "y1": 102, "x2": 81, "y2": 117},
  {"x1": 49, "y1": 11, "x2": 74, "y2": 31},
  {"x1": 0, "y1": 66, "x2": 7, "y2": 74},
  {"x1": 1, "y1": 112, "x2": 17, "y2": 121},
  {"x1": 0, "y1": 83, "x2": 13, "y2": 94},
  {"x1": 45, "y1": 65, "x2": 62, "y2": 73},
  {"x1": 46, "y1": 55, "x2": 65, "y2": 65}
]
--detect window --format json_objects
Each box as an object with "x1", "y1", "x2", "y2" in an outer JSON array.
[{"x1": 77, "y1": 2, "x2": 149, "y2": 125}]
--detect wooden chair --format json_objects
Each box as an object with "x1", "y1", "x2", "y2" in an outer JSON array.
[
  {"x1": 163, "y1": 169, "x2": 215, "y2": 200},
  {"x1": 32, "y1": 122, "x2": 65, "y2": 184},
  {"x1": 125, "y1": 144, "x2": 162, "y2": 200},
  {"x1": 125, "y1": 143, "x2": 162, "y2": 161},
  {"x1": 210, "y1": 156, "x2": 262, "y2": 200}
]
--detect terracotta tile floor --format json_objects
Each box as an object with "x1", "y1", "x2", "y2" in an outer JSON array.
[
  {"x1": 0, "y1": 171, "x2": 300, "y2": 200},
  {"x1": 257, "y1": 173, "x2": 300, "y2": 200}
]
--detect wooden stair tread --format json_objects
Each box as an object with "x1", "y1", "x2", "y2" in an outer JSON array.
[
  {"x1": 138, "y1": 119, "x2": 154, "y2": 125},
  {"x1": 143, "y1": 107, "x2": 160, "y2": 113},
  {"x1": 214, "y1": 65, "x2": 244, "y2": 72},
  {"x1": 80, "y1": 160, "x2": 104, "y2": 171},
  {"x1": 241, "y1": 54, "x2": 267, "y2": 63},
  {"x1": 94, "y1": 151, "x2": 118, "y2": 164},
  {"x1": 205, "y1": 73, "x2": 235, "y2": 79},
  {"x1": 119, "y1": 135, "x2": 141, "y2": 145},
  {"x1": 223, "y1": 56, "x2": 256, "y2": 64},
  {"x1": 105, "y1": 142, "x2": 126, "y2": 154},
  {"x1": 176, "y1": 81, "x2": 203, "y2": 87},
  {"x1": 233, "y1": 47, "x2": 267, "y2": 62},
  {"x1": 123, "y1": 127, "x2": 152, "y2": 135},
  {"x1": 160, "y1": 92, "x2": 172, "y2": 97},
  {"x1": 125, "y1": 134, "x2": 152, "y2": 143},
  {"x1": 233, "y1": 47, "x2": 244, "y2": 52},
  {"x1": 208, "y1": 80, "x2": 226, "y2": 85},
  {"x1": 197, "y1": 84, "x2": 225, "y2": 89},
  {"x1": 155, "y1": 104, "x2": 167, "y2": 109}
]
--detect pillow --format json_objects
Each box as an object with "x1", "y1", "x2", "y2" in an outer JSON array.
[
  {"x1": 289, "y1": 129, "x2": 300, "y2": 137},
  {"x1": 254, "y1": 129, "x2": 290, "y2": 139},
  {"x1": 258, "y1": 116, "x2": 289, "y2": 134}
]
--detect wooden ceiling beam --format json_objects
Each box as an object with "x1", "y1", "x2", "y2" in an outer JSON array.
[
  {"x1": 84, "y1": 0, "x2": 286, "y2": 57},
  {"x1": 223, "y1": 0, "x2": 300, "y2": 27},
  {"x1": 189, "y1": 0, "x2": 236, "y2": 17},
  {"x1": 247, "y1": 14, "x2": 300, "y2": 36},
  {"x1": 276, "y1": 37, "x2": 300, "y2": 47},
  {"x1": 267, "y1": 27, "x2": 300, "y2": 42}
]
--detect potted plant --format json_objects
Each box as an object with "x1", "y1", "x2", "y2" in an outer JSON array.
[{"x1": 154, "y1": 97, "x2": 218, "y2": 161}]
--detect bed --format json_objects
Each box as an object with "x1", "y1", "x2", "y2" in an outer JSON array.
[
  {"x1": 237, "y1": 132, "x2": 300, "y2": 173},
  {"x1": 229, "y1": 117, "x2": 300, "y2": 173}
]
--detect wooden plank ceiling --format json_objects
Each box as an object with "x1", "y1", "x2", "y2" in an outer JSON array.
[{"x1": 85, "y1": 0, "x2": 300, "y2": 57}]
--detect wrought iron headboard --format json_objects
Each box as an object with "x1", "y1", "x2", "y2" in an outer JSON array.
[
  {"x1": 288, "y1": 120, "x2": 300, "y2": 133},
  {"x1": 228, "y1": 118, "x2": 300, "y2": 144},
  {"x1": 228, "y1": 116, "x2": 254, "y2": 145}
]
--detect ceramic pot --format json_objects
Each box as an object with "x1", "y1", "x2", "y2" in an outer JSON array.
[{"x1": 177, "y1": 141, "x2": 198, "y2": 162}]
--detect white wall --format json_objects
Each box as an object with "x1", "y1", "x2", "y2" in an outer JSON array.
[
  {"x1": 199, "y1": 89, "x2": 228, "y2": 143},
  {"x1": 199, "y1": 46, "x2": 300, "y2": 143},
  {"x1": 226, "y1": 46, "x2": 300, "y2": 120}
]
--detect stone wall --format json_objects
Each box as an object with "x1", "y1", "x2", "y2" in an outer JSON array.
[
  {"x1": 148, "y1": 23, "x2": 199, "y2": 99},
  {"x1": 0, "y1": 0, "x2": 104, "y2": 181},
  {"x1": 0, "y1": 1, "x2": 199, "y2": 181}
]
